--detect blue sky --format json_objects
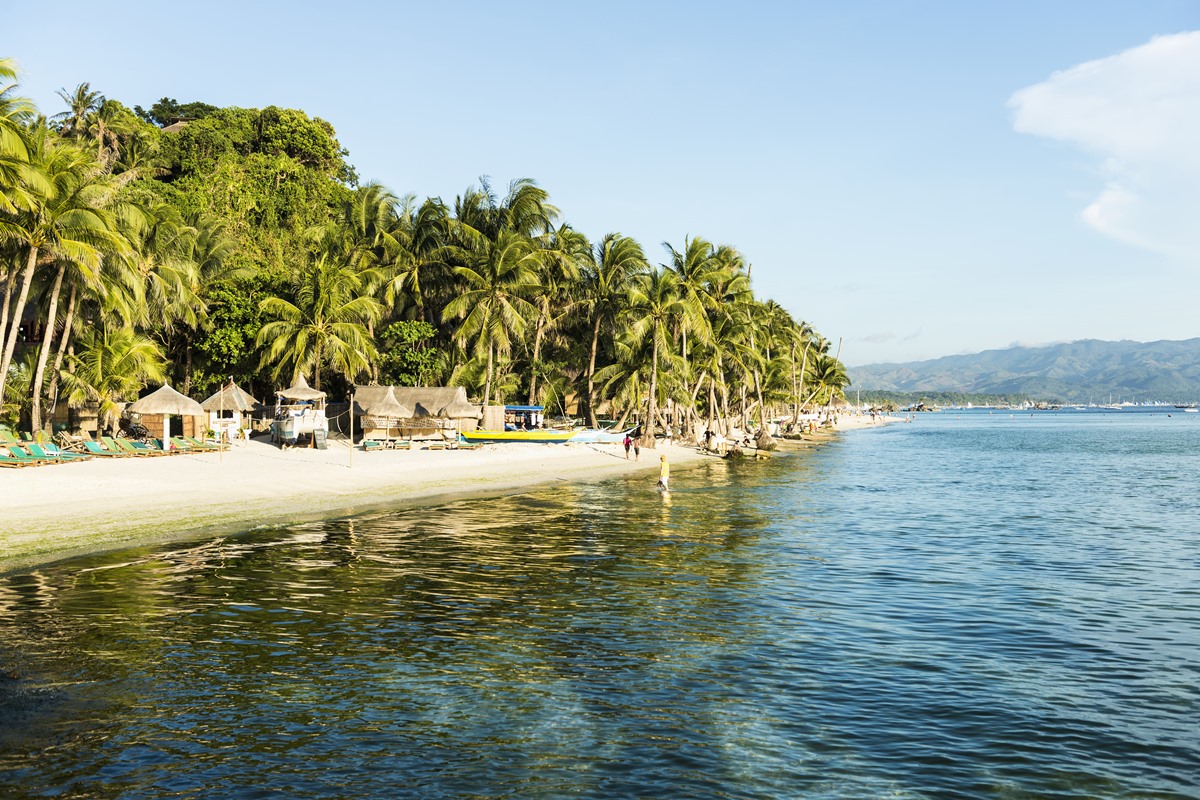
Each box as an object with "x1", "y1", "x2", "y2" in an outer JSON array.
[{"x1": 4, "y1": 1, "x2": 1199, "y2": 365}]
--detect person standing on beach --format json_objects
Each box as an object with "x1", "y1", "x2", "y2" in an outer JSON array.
[
  {"x1": 658, "y1": 453, "x2": 670, "y2": 492},
  {"x1": 633, "y1": 435, "x2": 641, "y2": 461},
  {"x1": 623, "y1": 434, "x2": 632, "y2": 459}
]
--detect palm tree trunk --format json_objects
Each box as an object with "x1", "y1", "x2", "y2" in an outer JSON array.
[
  {"x1": 30, "y1": 263, "x2": 67, "y2": 433},
  {"x1": 483, "y1": 341, "x2": 494, "y2": 407},
  {"x1": 585, "y1": 316, "x2": 601, "y2": 427},
  {"x1": 645, "y1": 333, "x2": 659, "y2": 449},
  {"x1": 527, "y1": 310, "x2": 546, "y2": 405},
  {"x1": 47, "y1": 284, "x2": 78, "y2": 416},
  {"x1": 0, "y1": 246, "x2": 40, "y2": 404}
]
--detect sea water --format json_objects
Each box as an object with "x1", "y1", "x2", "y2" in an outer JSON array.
[{"x1": 1, "y1": 410, "x2": 1197, "y2": 799}]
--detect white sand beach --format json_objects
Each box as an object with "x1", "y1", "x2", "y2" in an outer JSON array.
[{"x1": 0, "y1": 438, "x2": 706, "y2": 574}]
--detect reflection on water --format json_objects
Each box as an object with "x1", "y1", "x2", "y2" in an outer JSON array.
[{"x1": 2, "y1": 415, "x2": 1198, "y2": 799}]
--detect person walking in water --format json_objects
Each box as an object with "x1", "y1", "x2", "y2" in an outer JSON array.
[{"x1": 657, "y1": 453, "x2": 670, "y2": 492}]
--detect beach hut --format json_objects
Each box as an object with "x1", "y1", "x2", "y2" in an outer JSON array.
[
  {"x1": 359, "y1": 386, "x2": 414, "y2": 444},
  {"x1": 272, "y1": 376, "x2": 329, "y2": 446},
  {"x1": 354, "y1": 386, "x2": 481, "y2": 440},
  {"x1": 127, "y1": 384, "x2": 206, "y2": 446},
  {"x1": 200, "y1": 381, "x2": 260, "y2": 442}
]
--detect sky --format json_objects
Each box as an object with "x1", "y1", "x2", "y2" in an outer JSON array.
[{"x1": 4, "y1": 1, "x2": 1199, "y2": 366}]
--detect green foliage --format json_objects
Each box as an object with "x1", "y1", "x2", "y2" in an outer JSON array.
[
  {"x1": 134, "y1": 97, "x2": 219, "y2": 127},
  {"x1": 377, "y1": 321, "x2": 445, "y2": 386}
]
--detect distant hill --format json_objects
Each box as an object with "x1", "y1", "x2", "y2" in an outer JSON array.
[{"x1": 849, "y1": 339, "x2": 1200, "y2": 404}]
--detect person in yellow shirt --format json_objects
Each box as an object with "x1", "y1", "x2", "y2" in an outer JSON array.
[{"x1": 658, "y1": 453, "x2": 670, "y2": 492}]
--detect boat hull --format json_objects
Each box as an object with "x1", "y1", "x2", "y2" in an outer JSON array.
[{"x1": 461, "y1": 429, "x2": 578, "y2": 444}]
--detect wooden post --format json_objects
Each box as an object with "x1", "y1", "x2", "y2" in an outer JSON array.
[{"x1": 349, "y1": 391, "x2": 354, "y2": 469}]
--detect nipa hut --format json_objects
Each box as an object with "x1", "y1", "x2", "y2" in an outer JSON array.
[
  {"x1": 127, "y1": 384, "x2": 206, "y2": 443},
  {"x1": 353, "y1": 386, "x2": 481, "y2": 441},
  {"x1": 357, "y1": 386, "x2": 414, "y2": 444},
  {"x1": 200, "y1": 382, "x2": 260, "y2": 441}
]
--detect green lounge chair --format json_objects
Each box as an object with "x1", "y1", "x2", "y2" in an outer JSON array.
[
  {"x1": 42, "y1": 441, "x2": 93, "y2": 461},
  {"x1": 183, "y1": 436, "x2": 224, "y2": 451},
  {"x1": 82, "y1": 440, "x2": 127, "y2": 457},
  {"x1": 2, "y1": 444, "x2": 51, "y2": 465},
  {"x1": 124, "y1": 438, "x2": 169, "y2": 456},
  {"x1": 0, "y1": 430, "x2": 18, "y2": 444},
  {"x1": 25, "y1": 442, "x2": 85, "y2": 463},
  {"x1": 0, "y1": 451, "x2": 29, "y2": 468},
  {"x1": 106, "y1": 435, "x2": 166, "y2": 457}
]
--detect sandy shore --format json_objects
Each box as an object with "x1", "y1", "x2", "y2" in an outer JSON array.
[{"x1": 0, "y1": 438, "x2": 706, "y2": 575}]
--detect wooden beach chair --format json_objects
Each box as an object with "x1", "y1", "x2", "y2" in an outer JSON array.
[
  {"x1": 82, "y1": 440, "x2": 128, "y2": 457},
  {"x1": 109, "y1": 436, "x2": 168, "y2": 457},
  {"x1": 183, "y1": 436, "x2": 224, "y2": 451},
  {"x1": 41, "y1": 441, "x2": 93, "y2": 461},
  {"x1": 0, "y1": 450, "x2": 30, "y2": 468},
  {"x1": 2, "y1": 444, "x2": 52, "y2": 466},
  {"x1": 25, "y1": 442, "x2": 87, "y2": 463}
]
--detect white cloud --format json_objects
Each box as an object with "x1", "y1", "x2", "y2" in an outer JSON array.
[{"x1": 1009, "y1": 31, "x2": 1200, "y2": 260}]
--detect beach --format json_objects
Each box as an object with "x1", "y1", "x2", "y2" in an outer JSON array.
[
  {"x1": 0, "y1": 417, "x2": 901, "y2": 576},
  {"x1": 0, "y1": 438, "x2": 707, "y2": 575}
]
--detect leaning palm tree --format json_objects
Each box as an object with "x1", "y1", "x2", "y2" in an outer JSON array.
[
  {"x1": 0, "y1": 125, "x2": 114, "y2": 412},
  {"x1": 256, "y1": 253, "x2": 383, "y2": 391}
]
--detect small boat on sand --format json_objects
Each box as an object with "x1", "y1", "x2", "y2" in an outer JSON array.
[{"x1": 460, "y1": 429, "x2": 578, "y2": 444}]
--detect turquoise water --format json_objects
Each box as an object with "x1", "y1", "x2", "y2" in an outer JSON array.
[{"x1": 1, "y1": 411, "x2": 1197, "y2": 799}]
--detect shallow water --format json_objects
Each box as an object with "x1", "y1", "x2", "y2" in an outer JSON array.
[{"x1": 1, "y1": 410, "x2": 1198, "y2": 799}]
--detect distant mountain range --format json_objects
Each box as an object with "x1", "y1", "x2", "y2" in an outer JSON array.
[{"x1": 849, "y1": 338, "x2": 1200, "y2": 403}]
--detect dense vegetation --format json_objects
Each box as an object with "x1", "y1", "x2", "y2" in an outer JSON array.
[{"x1": 0, "y1": 59, "x2": 848, "y2": 442}]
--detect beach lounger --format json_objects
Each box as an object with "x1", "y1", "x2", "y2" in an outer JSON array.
[
  {"x1": 42, "y1": 442, "x2": 93, "y2": 461},
  {"x1": 25, "y1": 442, "x2": 87, "y2": 463},
  {"x1": 183, "y1": 436, "x2": 224, "y2": 451},
  {"x1": 169, "y1": 434, "x2": 213, "y2": 453},
  {"x1": 0, "y1": 430, "x2": 19, "y2": 444},
  {"x1": 0, "y1": 451, "x2": 30, "y2": 468},
  {"x1": 124, "y1": 438, "x2": 169, "y2": 456},
  {"x1": 107, "y1": 436, "x2": 167, "y2": 457},
  {"x1": 82, "y1": 440, "x2": 128, "y2": 457},
  {"x1": 2, "y1": 444, "x2": 52, "y2": 465}
]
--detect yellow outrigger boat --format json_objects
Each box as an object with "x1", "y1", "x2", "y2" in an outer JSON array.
[{"x1": 460, "y1": 429, "x2": 578, "y2": 444}]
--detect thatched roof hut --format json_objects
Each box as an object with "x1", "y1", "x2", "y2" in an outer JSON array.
[
  {"x1": 201, "y1": 382, "x2": 260, "y2": 413},
  {"x1": 128, "y1": 384, "x2": 206, "y2": 442},
  {"x1": 129, "y1": 384, "x2": 205, "y2": 416},
  {"x1": 353, "y1": 386, "x2": 480, "y2": 420},
  {"x1": 278, "y1": 376, "x2": 326, "y2": 403}
]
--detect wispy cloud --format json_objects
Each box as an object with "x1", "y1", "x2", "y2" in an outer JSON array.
[{"x1": 1009, "y1": 31, "x2": 1200, "y2": 260}]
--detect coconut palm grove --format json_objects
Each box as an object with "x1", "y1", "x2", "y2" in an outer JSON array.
[{"x1": 0, "y1": 59, "x2": 849, "y2": 441}]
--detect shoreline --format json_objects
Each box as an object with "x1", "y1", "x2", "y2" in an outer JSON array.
[
  {"x1": 0, "y1": 438, "x2": 704, "y2": 576},
  {"x1": 0, "y1": 419, "x2": 901, "y2": 576}
]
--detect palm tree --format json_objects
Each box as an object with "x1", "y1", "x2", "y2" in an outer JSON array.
[
  {"x1": 626, "y1": 267, "x2": 703, "y2": 446},
  {"x1": 53, "y1": 82, "x2": 103, "y2": 140},
  {"x1": 257, "y1": 253, "x2": 382, "y2": 391},
  {"x1": 443, "y1": 230, "x2": 539, "y2": 406},
  {"x1": 525, "y1": 223, "x2": 586, "y2": 405},
  {"x1": 58, "y1": 323, "x2": 166, "y2": 435},
  {"x1": 385, "y1": 196, "x2": 454, "y2": 324},
  {"x1": 0, "y1": 125, "x2": 116, "y2": 415},
  {"x1": 579, "y1": 233, "x2": 647, "y2": 425}
]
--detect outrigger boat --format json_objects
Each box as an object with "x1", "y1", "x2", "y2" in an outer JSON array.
[{"x1": 460, "y1": 429, "x2": 578, "y2": 444}]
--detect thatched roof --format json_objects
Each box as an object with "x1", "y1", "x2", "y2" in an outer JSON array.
[
  {"x1": 354, "y1": 386, "x2": 481, "y2": 419},
  {"x1": 127, "y1": 384, "x2": 205, "y2": 416},
  {"x1": 361, "y1": 386, "x2": 413, "y2": 420},
  {"x1": 200, "y1": 383, "x2": 260, "y2": 412},
  {"x1": 277, "y1": 375, "x2": 326, "y2": 401}
]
